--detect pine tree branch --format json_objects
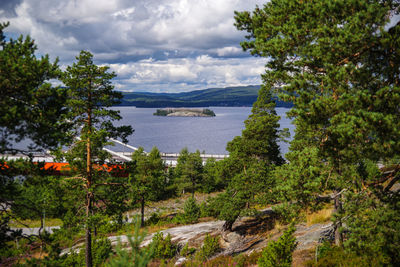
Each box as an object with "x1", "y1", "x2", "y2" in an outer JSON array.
[
  {"x1": 336, "y1": 44, "x2": 373, "y2": 66},
  {"x1": 94, "y1": 182, "x2": 125, "y2": 188}
]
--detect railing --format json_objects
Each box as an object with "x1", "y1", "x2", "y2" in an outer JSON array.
[{"x1": 0, "y1": 142, "x2": 229, "y2": 164}]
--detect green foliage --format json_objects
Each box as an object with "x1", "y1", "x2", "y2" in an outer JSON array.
[
  {"x1": 180, "y1": 242, "x2": 196, "y2": 257},
  {"x1": 211, "y1": 188, "x2": 248, "y2": 231},
  {"x1": 150, "y1": 232, "x2": 178, "y2": 259},
  {"x1": 0, "y1": 22, "x2": 70, "y2": 154},
  {"x1": 175, "y1": 148, "x2": 203, "y2": 197},
  {"x1": 182, "y1": 197, "x2": 200, "y2": 224},
  {"x1": 107, "y1": 218, "x2": 154, "y2": 267},
  {"x1": 258, "y1": 225, "x2": 297, "y2": 267},
  {"x1": 196, "y1": 234, "x2": 220, "y2": 260},
  {"x1": 129, "y1": 146, "x2": 166, "y2": 226},
  {"x1": 272, "y1": 147, "x2": 329, "y2": 222},
  {"x1": 214, "y1": 84, "x2": 284, "y2": 230},
  {"x1": 341, "y1": 190, "x2": 400, "y2": 265},
  {"x1": 153, "y1": 109, "x2": 169, "y2": 116},
  {"x1": 200, "y1": 158, "x2": 226, "y2": 193},
  {"x1": 65, "y1": 238, "x2": 112, "y2": 267},
  {"x1": 146, "y1": 212, "x2": 162, "y2": 226},
  {"x1": 272, "y1": 203, "x2": 301, "y2": 225},
  {"x1": 12, "y1": 174, "x2": 65, "y2": 224},
  {"x1": 0, "y1": 22, "x2": 70, "y2": 252},
  {"x1": 186, "y1": 251, "x2": 260, "y2": 267},
  {"x1": 58, "y1": 50, "x2": 133, "y2": 266},
  {"x1": 27, "y1": 237, "x2": 112, "y2": 267},
  {"x1": 91, "y1": 238, "x2": 113, "y2": 266},
  {"x1": 314, "y1": 242, "x2": 379, "y2": 267},
  {"x1": 199, "y1": 201, "x2": 213, "y2": 218},
  {"x1": 235, "y1": 0, "x2": 400, "y2": 256}
]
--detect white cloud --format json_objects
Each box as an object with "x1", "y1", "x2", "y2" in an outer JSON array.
[
  {"x1": 0, "y1": 0, "x2": 267, "y2": 92},
  {"x1": 216, "y1": 46, "x2": 243, "y2": 56},
  {"x1": 110, "y1": 56, "x2": 265, "y2": 92}
]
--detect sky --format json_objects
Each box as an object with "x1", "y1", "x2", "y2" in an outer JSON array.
[{"x1": 0, "y1": 0, "x2": 267, "y2": 93}]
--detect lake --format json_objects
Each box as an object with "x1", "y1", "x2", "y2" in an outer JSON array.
[{"x1": 111, "y1": 107, "x2": 294, "y2": 155}]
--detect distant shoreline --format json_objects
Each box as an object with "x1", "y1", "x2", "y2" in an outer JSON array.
[{"x1": 118, "y1": 85, "x2": 294, "y2": 108}]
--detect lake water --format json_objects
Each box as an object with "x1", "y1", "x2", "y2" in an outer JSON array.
[{"x1": 111, "y1": 107, "x2": 294, "y2": 155}]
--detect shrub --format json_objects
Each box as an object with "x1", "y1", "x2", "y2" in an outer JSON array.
[
  {"x1": 183, "y1": 197, "x2": 200, "y2": 223},
  {"x1": 31, "y1": 237, "x2": 112, "y2": 267},
  {"x1": 151, "y1": 232, "x2": 178, "y2": 259},
  {"x1": 107, "y1": 217, "x2": 154, "y2": 267},
  {"x1": 73, "y1": 237, "x2": 113, "y2": 267},
  {"x1": 258, "y1": 225, "x2": 297, "y2": 267},
  {"x1": 180, "y1": 242, "x2": 196, "y2": 257},
  {"x1": 311, "y1": 242, "x2": 381, "y2": 267},
  {"x1": 196, "y1": 234, "x2": 220, "y2": 260},
  {"x1": 146, "y1": 212, "x2": 161, "y2": 226},
  {"x1": 199, "y1": 201, "x2": 214, "y2": 218}
]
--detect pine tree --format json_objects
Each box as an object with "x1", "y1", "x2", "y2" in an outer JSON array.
[
  {"x1": 175, "y1": 148, "x2": 203, "y2": 197},
  {"x1": 217, "y1": 85, "x2": 284, "y2": 231},
  {"x1": 61, "y1": 50, "x2": 133, "y2": 267},
  {"x1": 129, "y1": 147, "x2": 165, "y2": 227},
  {"x1": 258, "y1": 225, "x2": 297, "y2": 267},
  {"x1": 235, "y1": 0, "x2": 400, "y2": 254},
  {"x1": 0, "y1": 22, "x2": 70, "y2": 154},
  {"x1": 0, "y1": 22, "x2": 70, "y2": 252}
]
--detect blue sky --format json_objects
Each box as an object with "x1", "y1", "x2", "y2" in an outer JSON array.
[{"x1": 0, "y1": 0, "x2": 267, "y2": 93}]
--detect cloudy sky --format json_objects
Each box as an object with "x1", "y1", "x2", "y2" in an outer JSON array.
[{"x1": 0, "y1": 0, "x2": 267, "y2": 93}]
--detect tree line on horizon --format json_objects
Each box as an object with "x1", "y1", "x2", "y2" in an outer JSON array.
[{"x1": 1, "y1": 0, "x2": 400, "y2": 265}]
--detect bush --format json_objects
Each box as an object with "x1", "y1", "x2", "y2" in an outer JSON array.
[
  {"x1": 196, "y1": 234, "x2": 220, "y2": 260},
  {"x1": 199, "y1": 201, "x2": 212, "y2": 218},
  {"x1": 30, "y1": 237, "x2": 112, "y2": 267},
  {"x1": 311, "y1": 242, "x2": 381, "y2": 267},
  {"x1": 107, "y1": 217, "x2": 154, "y2": 267},
  {"x1": 146, "y1": 212, "x2": 161, "y2": 226},
  {"x1": 180, "y1": 242, "x2": 196, "y2": 257},
  {"x1": 73, "y1": 237, "x2": 113, "y2": 267},
  {"x1": 151, "y1": 232, "x2": 178, "y2": 259},
  {"x1": 183, "y1": 197, "x2": 200, "y2": 223},
  {"x1": 258, "y1": 225, "x2": 297, "y2": 267}
]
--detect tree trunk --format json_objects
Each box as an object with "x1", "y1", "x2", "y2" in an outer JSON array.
[
  {"x1": 192, "y1": 180, "x2": 195, "y2": 198},
  {"x1": 333, "y1": 190, "x2": 343, "y2": 246},
  {"x1": 141, "y1": 196, "x2": 145, "y2": 227},
  {"x1": 85, "y1": 193, "x2": 93, "y2": 267},
  {"x1": 85, "y1": 101, "x2": 93, "y2": 267},
  {"x1": 92, "y1": 208, "x2": 97, "y2": 237}
]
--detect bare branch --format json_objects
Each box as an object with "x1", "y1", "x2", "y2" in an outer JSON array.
[{"x1": 384, "y1": 173, "x2": 400, "y2": 192}]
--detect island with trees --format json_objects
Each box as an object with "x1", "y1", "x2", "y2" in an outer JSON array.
[{"x1": 153, "y1": 108, "x2": 216, "y2": 117}]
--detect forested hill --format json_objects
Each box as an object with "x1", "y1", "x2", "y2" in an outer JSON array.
[{"x1": 118, "y1": 85, "x2": 293, "y2": 108}]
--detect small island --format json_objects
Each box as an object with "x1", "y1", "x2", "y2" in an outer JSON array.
[{"x1": 153, "y1": 108, "x2": 216, "y2": 117}]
